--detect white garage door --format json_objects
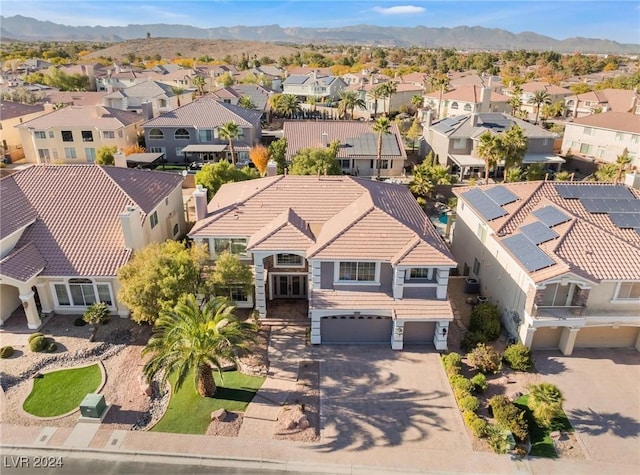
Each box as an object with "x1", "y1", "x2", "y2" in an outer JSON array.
[
  {"x1": 403, "y1": 321, "x2": 436, "y2": 344},
  {"x1": 531, "y1": 327, "x2": 563, "y2": 350},
  {"x1": 321, "y1": 315, "x2": 392, "y2": 344},
  {"x1": 574, "y1": 326, "x2": 640, "y2": 349}
]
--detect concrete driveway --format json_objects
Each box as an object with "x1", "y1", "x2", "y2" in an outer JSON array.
[
  {"x1": 315, "y1": 345, "x2": 469, "y2": 455},
  {"x1": 534, "y1": 349, "x2": 640, "y2": 467}
]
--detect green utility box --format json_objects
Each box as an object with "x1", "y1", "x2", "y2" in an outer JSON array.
[{"x1": 79, "y1": 393, "x2": 106, "y2": 419}]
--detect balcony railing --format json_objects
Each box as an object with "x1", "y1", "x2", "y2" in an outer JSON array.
[{"x1": 532, "y1": 305, "x2": 587, "y2": 320}]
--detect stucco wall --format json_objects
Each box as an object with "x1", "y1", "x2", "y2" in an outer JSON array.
[{"x1": 0, "y1": 284, "x2": 20, "y2": 323}]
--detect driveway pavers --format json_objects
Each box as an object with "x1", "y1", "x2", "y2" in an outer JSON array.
[{"x1": 534, "y1": 348, "x2": 640, "y2": 468}]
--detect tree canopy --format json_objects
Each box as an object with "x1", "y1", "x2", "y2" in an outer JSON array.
[
  {"x1": 249, "y1": 145, "x2": 269, "y2": 176},
  {"x1": 195, "y1": 160, "x2": 258, "y2": 200},
  {"x1": 268, "y1": 137, "x2": 287, "y2": 175},
  {"x1": 289, "y1": 140, "x2": 341, "y2": 175},
  {"x1": 95, "y1": 145, "x2": 117, "y2": 166}
]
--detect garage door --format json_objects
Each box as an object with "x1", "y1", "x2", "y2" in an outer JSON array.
[
  {"x1": 321, "y1": 315, "x2": 392, "y2": 344},
  {"x1": 574, "y1": 326, "x2": 640, "y2": 349},
  {"x1": 403, "y1": 321, "x2": 436, "y2": 344},
  {"x1": 531, "y1": 327, "x2": 562, "y2": 349}
]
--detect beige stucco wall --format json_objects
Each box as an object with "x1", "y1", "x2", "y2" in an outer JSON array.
[
  {"x1": 0, "y1": 109, "x2": 49, "y2": 161},
  {"x1": 586, "y1": 281, "x2": 640, "y2": 313},
  {"x1": 561, "y1": 123, "x2": 640, "y2": 167},
  {"x1": 0, "y1": 284, "x2": 20, "y2": 323},
  {"x1": 531, "y1": 326, "x2": 563, "y2": 349}
]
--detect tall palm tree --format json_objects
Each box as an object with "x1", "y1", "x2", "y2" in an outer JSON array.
[
  {"x1": 477, "y1": 131, "x2": 502, "y2": 183},
  {"x1": 238, "y1": 96, "x2": 256, "y2": 109},
  {"x1": 527, "y1": 383, "x2": 564, "y2": 427},
  {"x1": 372, "y1": 116, "x2": 391, "y2": 179},
  {"x1": 411, "y1": 94, "x2": 424, "y2": 118},
  {"x1": 508, "y1": 85, "x2": 523, "y2": 117},
  {"x1": 218, "y1": 121, "x2": 241, "y2": 165},
  {"x1": 192, "y1": 76, "x2": 206, "y2": 96},
  {"x1": 380, "y1": 81, "x2": 397, "y2": 115},
  {"x1": 338, "y1": 90, "x2": 365, "y2": 120},
  {"x1": 430, "y1": 74, "x2": 449, "y2": 119},
  {"x1": 615, "y1": 148, "x2": 632, "y2": 183},
  {"x1": 367, "y1": 85, "x2": 385, "y2": 118},
  {"x1": 142, "y1": 295, "x2": 256, "y2": 398},
  {"x1": 429, "y1": 164, "x2": 456, "y2": 185},
  {"x1": 500, "y1": 125, "x2": 527, "y2": 177},
  {"x1": 170, "y1": 86, "x2": 186, "y2": 106},
  {"x1": 528, "y1": 89, "x2": 552, "y2": 125},
  {"x1": 278, "y1": 94, "x2": 300, "y2": 118}
]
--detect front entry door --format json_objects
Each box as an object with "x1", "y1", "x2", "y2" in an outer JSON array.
[{"x1": 274, "y1": 275, "x2": 306, "y2": 298}]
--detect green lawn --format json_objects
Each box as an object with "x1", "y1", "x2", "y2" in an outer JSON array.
[
  {"x1": 151, "y1": 370, "x2": 265, "y2": 434},
  {"x1": 23, "y1": 364, "x2": 102, "y2": 417},
  {"x1": 515, "y1": 395, "x2": 573, "y2": 458}
]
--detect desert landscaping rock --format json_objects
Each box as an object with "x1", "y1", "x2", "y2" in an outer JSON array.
[{"x1": 211, "y1": 408, "x2": 227, "y2": 422}]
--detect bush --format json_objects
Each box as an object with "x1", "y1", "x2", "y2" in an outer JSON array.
[
  {"x1": 461, "y1": 330, "x2": 488, "y2": 352},
  {"x1": 489, "y1": 395, "x2": 528, "y2": 441},
  {"x1": 450, "y1": 374, "x2": 474, "y2": 401},
  {"x1": 464, "y1": 410, "x2": 488, "y2": 438},
  {"x1": 28, "y1": 332, "x2": 44, "y2": 343},
  {"x1": 528, "y1": 382, "x2": 565, "y2": 427},
  {"x1": 486, "y1": 424, "x2": 516, "y2": 453},
  {"x1": 74, "y1": 317, "x2": 88, "y2": 326},
  {"x1": 471, "y1": 373, "x2": 488, "y2": 393},
  {"x1": 503, "y1": 343, "x2": 533, "y2": 371},
  {"x1": 467, "y1": 343, "x2": 502, "y2": 374},
  {"x1": 459, "y1": 394, "x2": 480, "y2": 413},
  {"x1": 29, "y1": 336, "x2": 48, "y2": 352},
  {"x1": 46, "y1": 342, "x2": 58, "y2": 353},
  {"x1": 442, "y1": 352, "x2": 462, "y2": 375},
  {"x1": 469, "y1": 303, "x2": 501, "y2": 341},
  {"x1": 0, "y1": 346, "x2": 14, "y2": 358}
]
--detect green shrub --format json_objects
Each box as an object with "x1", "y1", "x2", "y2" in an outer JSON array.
[
  {"x1": 467, "y1": 343, "x2": 502, "y2": 374},
  {"x1": 461, "y1": 330, "x2": 488, "y2": 352},
  {"x1": 503, "y1": 343, "x2": 533, "y2": 371},
  {"x1": 442, "y1": 352, "x2": 462, "y2": 375},
  {"x1": 73, "y1": 317, "x2": 87, "y2": 327},
  {"x1": 0, "y1": 346, "x2": 14, "y2": 358},
  {"x1": 469, "y1": 303, "x2": 501, "y2": 341},
  {"x1": 46, "y1": 342, "x2": 58, "y2": 353},
  {"x1": 486, "y1": 424, "x2": 516, "y2": 453},
  {"x1": 471, "y1": 373, "x2": 488, "y2": 393},
  {"x1": 464, "y1": 410, "x2": 488, "y2": 438},
  {"x1": 28, "y1": 332, "x2": 44, "y2": 343},
  {"x1": 528, "y1": 382, "x2": 565, "y2": 427},
  {"x1": 489, "y1": 395, "x2": 528, "y2": 441},
  {"x1": 29, "y1": 336, "x2": 47, "y2": 352},
  {"x1": 450, "y1": 375, "x2": 474, "y2": 401},
  {"x1": 459, "y1": 394, "x2": 480, "y2": 413}
]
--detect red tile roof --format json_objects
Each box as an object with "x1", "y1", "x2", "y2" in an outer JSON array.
[
  {"x1": 0, "y1": 243, "x2": 46, "y2": 282},
  {"x1": 570, "y1": 112, "x2": 640, "y2": 134}
]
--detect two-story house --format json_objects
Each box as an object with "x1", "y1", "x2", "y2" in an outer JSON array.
[
  {"x1": 103, "y1": 80, "x2": 193, "y2": 118},
  {"x1": 209, "y1": 84, "x2": 274, "y2": 120},
  {"x1": 0, "y1": 165, "x2": 184, "y2": 329},
  {"x1": 502, "y1": 81, "x2": 572, "y2": 118},
  {"x1": 561, "y1": 112, "x2": 640, "y2": 168},
  {"x1": 452, "y1": 181, "x2": 640, "y2": 355},
  {"x1": 564, "y1": 88, "x2": 640, "y2": 118},
  {"x1": 189, "y1": 175, "x2": 456, "y2": 350},
  {"x1": 423, "y1": 112, "x2": 561, "y2": 181},
  {"x1": 16, "y1": 105, "x2": 143, "y2": 164},
  {"x1": 283, "y1": 120, "x2": 408, "y2": 177},
  {"x1": 141, "y1": 97, "x2": 263, "y2": 164},
  {"x1": 282, "y1": 71, "x2": 347, "y2": 101},
  {"x1": 423, "y1": 86, "x2": 510, "y2": 119},
  {"x1": 0, "y1": 101, "x2": 47, "y2": 163}
]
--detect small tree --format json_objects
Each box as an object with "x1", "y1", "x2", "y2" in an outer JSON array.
[
  {"x1": 96, "y1": 145, "x2": 117, "y2": 166},
  {"x1": 208, "y1": 251, "x2": 254, "y2": 300},
  {"x1": 406, "y1": 118, "x2": 422, "y2": 152},
  {"x1": 195, "y1": 160, "x2": 258, "y2": 200},
  {"x1": 466, "y1": 343, "x2": 502, "y2": 374},
  {"x1": 268, "y1": 137, "x2": 287, "y2": 174},
  {"x1": 289, "y1": 141, "x2": 341, "y2": 176},
  {"x1": 249, "y1": 144, "x2": 269, "y2": 176},
  {"x1": 83, "y1": 302, "x2": 110, "y2": 342},
  {"x1": 123, "y1": 144, "x2": 146, "y2": 156},
  {"x1": 527, "y1": 382, "x2": 565, "y2": 427}
]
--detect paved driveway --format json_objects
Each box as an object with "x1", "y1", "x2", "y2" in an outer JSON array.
[
  {"x1": 315, "y1": 345, "x2": 469, "y2": 454},
  {"x1": 535, "y1": 349, "x2": 640, "y2": 467}
]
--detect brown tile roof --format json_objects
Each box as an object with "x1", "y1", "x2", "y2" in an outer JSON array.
[
  {"x1": 425, "y1": 85, "x2": 509, "y2": 103},
  {"x1": 247, "y1": 208, "x2": 315, "y2": 251},
  {"x1": 1, "y1": 165, "x2": 182, "y2": 277},
  {"x1": 0, "y1": 177, "x2": 38, "y2": 238},
  {"x1": 570, "y1": 112, "x2": 640, "y2": 134},
  {"x1": 0, "y1": 243, "x2": 46, "y2": 282},
  {"x1": 0, "y1": 101, "x2": 44, "y2": 120},
  {"x1": 518, "y1": 81, "x2": 571, "y2": 95},
  {"x1": 16, "y1": 105, "x2": 143, "y2": 130},
  {"x1": 41, "y1": 91, "x2": 108, "y2": 107}
]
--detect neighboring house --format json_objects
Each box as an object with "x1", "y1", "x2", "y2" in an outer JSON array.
[
  {"x1": 423, "y1": 86, "x2": 510, "y2": 119},
  {"x1": 96, "y1": 67, "x2": 146, "y2": 92},
  {"x1": 561, "y1": 112, "x2": 640, "y2": 168},
  {"x1": 142, "y1": 97, "x2": 263, "y2": 164},
  {"x1": 0, "y1": 165, "x2": 185, "y2": 329},
  {"x1": 210, "y1": 84, "x2": 273, "y2": 119},
  {"x1": 564, "y1": 88, "x2": 640, "y2": 118},
  {"x1": 423, "y1": 112, "x2": 561, "y2": 180},
  {"x1": 282, "y1": 120, "x2": 408, "y2": 177},
  {"x1": 448, "y1": 72, "x2": 503, "y2": 92},
  {"x1": 16, "y1": 105, "x2": 144, "y2": 164},
  {"x1": 503, "y1": 81, "x2": 572, "y2": 117},
  {"x1": 41, "y1": 91, "x2": 108, "y2": 107},
  {"x1": 282, "y1": 71, "x2": 347, "y2": 100},
  {"x1": 235, "y1": 67, "x2": 284, "y2": 91},
  {"x1": 189, "y1": 175, "x2": 456, "y2": 350},
  {"x1": 102, "y1": 80, "x2": 193, "y2": 118},
  {"x1": 0, "y1": 101, "x2": 47, "y2": 163},
  {"x1": 452, "y1": 181, "x2": 640, "y2": 355},
  {"x1": 57, "y1": 63, "x2": 104, "y2": 91}
]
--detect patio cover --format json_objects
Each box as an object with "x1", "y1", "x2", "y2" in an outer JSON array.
[
  {"x1": 449, "y1": 154, "x2": 485, "y2": 168},
  {"x1": 522, "y1": 154, "x2": 566, "y2": 165},
  {"x1": 181, "y1": 144, "x2": 227, "y2": 153},
  {"x1": 125, "y1": 152, "x2": 164, "y2": 165}
]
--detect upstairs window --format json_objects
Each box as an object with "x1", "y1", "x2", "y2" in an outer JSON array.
[
  {"x1": 102, "y1": 130, "x2": 115, "y2": 139},
  {"x1": 338, "y1": 262, "x2": 377, "y2": 282},
  {"x1": 175, "y1": 128, "x2": 190, "y2": 140},
  {"x1": 408, "y1": 268, "x2": 433, "y2": 280},
  {"x1": 275, "y1": 254, "x2": 304, "y2": 267},
  {"x1": 82, "y1": 130, "x2": 94, "y2": 142},
  {"x1": 463, "y1": 104, "x2": 472, "y2": 112},
  {"x1": 583, "y1": 127, "x2": 593, "y2": 136},
  {"x1": 213, "y1": 238, "x2": 247, "y2": 256},
  {"x1": 149, "y1": 211, "x2": 158, "y2": 229},
  {"x1": 61, "y1": 130, "x2": 73, "y2": 142},
  {"x1": 34, "y1": 131, "x2": 46, "y2": 139},
  {"x1": 614, "y1": 282, "x2": 640, "y2": 300},
  {"x1": 450, "y1": 102, "x2": 459, "y2": 110},
  {"x1": 198, "y1": 129, "x2": 216, "y2": 142},
  {"x1": 149, "y1": 128, "x2": 164, "y2": 140}
]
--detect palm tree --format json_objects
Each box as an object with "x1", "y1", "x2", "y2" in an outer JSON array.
[
  {"x1": 170, "y1": 86, "x2": 186, "y2": 107},
  {"x1": 409, "y1": 166, "x2": 434, "y2": 198},
  {"x1": 527, "y1": 383, "x2": 564, "y2": 427},
  {"x1": 307, "y1": 95, "x2": 319, "y2": 116},
  {"x1": 218, "y1": 121, "x2": 241, "y2": 165},
  {"x1": 367, "y1": 85, "x2": 385, "y2": 118},
  {"x1": 429, "y1": 164, "x2": 456, "y2": 185},
  {"x1": 142, "y1": 295, "x2": 256, "y2": 397},
  {"x1": 477, "y1": 131, "x2": 502, "y2": 183},
  {"x1": 508, "y1": 85, "x2": 523, "y2": 117},
  {"x1": 278, "y1": 94, "x2": 300, "y2": 118},
  {"x1": 380, "y1": 81, "x2": 397, "y2": 115},
  {"x1": 528, "y1": 89, "x2": 552, "y2": 125},
  {"x1": 238, "y1": 96, "x2": 256, "y2": 109},
  {"x1": 372, "y1": 116, "x2": 391, "y2": 179},
  {"x1": 411, "y1": 94, "x2": 424, "y2": 118},
  {"x1": 430, "y1": 74, "x2": 449, "y2": 119},
  {"x1": 338, "y1": 90, "x2": 365, "y2": 120},
  {"x1": 615, "y1": 149, "x2": 633, "y2": 183},
  {"x1": 504, "y1": 166, "x2": 523, "y2": 183},
  {"x1": 192, "y1": 76, "x2": 206, "y2": 96},
  {"x1": 500, "y1": 125, "x2": 527, "y2": 178}
]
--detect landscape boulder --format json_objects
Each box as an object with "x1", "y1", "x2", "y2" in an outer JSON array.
[{"x1": 211, "y1": 408, "x2": 227, "y2": 422}]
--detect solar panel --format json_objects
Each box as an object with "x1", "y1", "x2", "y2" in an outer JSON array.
[
  {"x1": 532, "y1": 206, "x2": 570, "y2": 227},
  {"x1": 485, "y1": 186, "x2": 518, "y2": 206},
  {"x1": 503, "y1": 234, "x2": 556, "y2": 272},
  {"x1": 520, "y1": 221, "x2": 558, "y2": 244},
  {"x1": 284, "y1": 75, "x2": 308, "y2": 85},
  {"x1": 609, "y1": 213, "x2": 640, "y2": 229},
  {"x1": 348, "y1": 133, "x2": 400, "y2": 156},
  {"x1": 462, "y1": 188, "x2": 507, "y2": 221},
  {"x1": 582, "y1": 198, "x2": 640, "y2": 213},
  {"x1": 556, "y1": 184, "x2": 634, "y2": 200}
]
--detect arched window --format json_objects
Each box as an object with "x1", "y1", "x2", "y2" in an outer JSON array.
[
  {"x1": 450, "y1": 102, "x2": 459, "y2": 110},
  {"x1": 149, "y1": 128, "x2": 164, "y2": 140},
  {"x1": 174, "y1": 128, "x2": 189, "y2": 140},
  {"x1": 463, "y1": 104, "x2": 472, "y2": 112}
]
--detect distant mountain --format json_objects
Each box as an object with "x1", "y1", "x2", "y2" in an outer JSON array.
[{"x1": 1, "y1": 15, "x2": 638, "y2": 54}]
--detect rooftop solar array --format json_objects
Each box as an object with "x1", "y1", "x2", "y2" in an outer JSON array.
[
  {"x1": 555, "y1": 184, "x2": 634, "y2": 200},
  {"x1": 532, "y1": 206, "x2": 570, "y2": 227},
  {"x1": 347, "y1": 133, "x2": 400, "y2": 156},
  {"x1": 284, "y1": 75, "x2": 308, "y2": 85},
  {"x1": 581, "y1": 198, "x2": 640, "y2": 214},
  {"x1": 462, "y1": 188, "x2": 508, "y2": 221},
  {"x1": 503, "y1": 234, "x2": 556, "y2": 272},
  {"x1": 520, "y1": 221, "x2": 559, "y2": 244},
  {"x1": 478, "y1": 115, "x2": 513, "y2": 131},
  {"x1": 609, "y1": 213, "x2": 640, "y2": 229},
  {"x1": 485, "y1": 186, "x2": 519, "y2": 206}
]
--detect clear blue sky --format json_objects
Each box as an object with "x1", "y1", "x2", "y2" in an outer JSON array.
[{"x1": 3, "y1": 1, "x2": 639, "y2": 44}]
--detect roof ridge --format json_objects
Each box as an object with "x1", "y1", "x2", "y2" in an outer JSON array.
[{"x1": 97, "y1": 166, "x2": 140, "y2": 214}]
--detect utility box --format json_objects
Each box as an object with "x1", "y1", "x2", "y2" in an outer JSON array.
[{"x1": 79, "y1": 393, "x2": 107, "y2": 419}]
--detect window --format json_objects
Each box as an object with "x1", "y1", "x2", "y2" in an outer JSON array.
[
  {"x1": 450, "y1": 102, "x2": 459, "y2": 110},
  {"x1": 583, "y1": 127, "x2": 593, "y2": 136},
  {"x1": 48, "y1": 131, "x2": 54, "y2": 138},
  {"x1": 149, "y1": 128, "x2": 164, "y2": 139},
  {"x1": 409, "y1": 268, "x2": 432, "y2": 280},
  {"x1": 631, "y1": 135, "x2": 639, "y2": 144},
  {"x1": 463, "y1": 104, "x2": 472, "y2": 112},
  {"x1": 213, "y1": 237, "x2": 247, "y2": 256},
  {"x1": 615, "y1": 132, "x2": 624, "y2": 142},
  {"x1": 615, "y1": 282, "x2": 640, "y2": 300},
  {"x1": 472, "y1": 258, "x2": 481, "y2": 277},
  {"x1": 64, "y1": 147, "x2": 77, "y2": 159},
  {"x1": 275, "y1": 253, "x2": 304, "y2": 267},
  {"x1": 158, "y1": 99, "x2": 167, "y2": 108},
  {"x1": 198, "y1": 129, "x2": 215, "y2": 142},
  {"x1": 173, "y1": 223, "x2": 179, "y2": 236},
  {"x1": 61, "y1": 130, "x2": 73, "y2": 142},
  {"x1": 381, "y1": 160, "x2": 390, "y2": 169},
  {"x1": 149, "y1": 211, "x2": 158, "y2": 228},
  {"x1": 222, "y1": 286, "x2": 249, "y2": 302},
  {"x1": 118, "y1": 130, "x2": 123, "y2": 138},
  {"x1": 338, "y1": 262, "x2": 377, "y2": 282},
  {"x1": 82, "y1": 130, "x2": 94, "y2": 142},
  {"x1": 96, "y1": 284, "x2": 113, "y2": 305},
  {"x1": 175, "y1": 128, "x2": 190, "y2": 140},
  {"x1": 37, "y1": 149, "x2": 50, "y2": 161},
  {"x1": 579, "y1": 143, "x2": 593, "y2": 155},
  {"x1": 339, "y1": 159, "x2": 351, "y2": 169},
  {"x1": 149, "y1": 147, "x2": 166, "y2": 154},
  {"x1": 453, "y1": 138, "x2": 466, "y2": 149},
  {"x1": 85, "y1": 148, "x2": 96, "y2": 162},
  {"x1": 476, "y1": 223, "x2": 487, "y2": 243},
  {"x1": 54, "y1": 284, "x2": 70, "y2": 306},
  {"x1": 597, "y1": 147, "x2": 605, "y2": 159},
  {"x1": 176, "y1": 146, "x2": 185, "y2": 156},
  {"x1": 34, "y1": 131, "x2": 46, "y2": 139},
  {"x1": 102, "y1": 130, "x2": 115, "y2": 139},
  {"x1": 52, "y1": 149, "x2": 58, "y2": 160},
  {"x1": 55, "y1": 280, "x2": 113, "y2": 307}
]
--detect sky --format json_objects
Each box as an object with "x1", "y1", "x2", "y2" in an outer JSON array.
[{"x1": 2, "y1": 0, "x2": 639, "y2": 44}]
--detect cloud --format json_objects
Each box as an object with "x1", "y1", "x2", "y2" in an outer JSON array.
[{"x1": 372, "y1": 5, "x2": 425, "y2": 15}]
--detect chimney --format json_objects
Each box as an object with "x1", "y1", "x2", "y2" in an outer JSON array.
[
  {"x1": 96, "y1": 104, "x2": 105, "y2": 117},
  {"x1": 141, "y1": 101, "x2": 154, "y2": 120},
  {"x1": 120, "y1": 206, "x2": 144, "y2": 251},
  {"x1": 321, "y1": 131, "x2": 328, "y2": 147},
  {"x1": 425, "y1": 110, "x2": 433, "y2": 127},
  {"x1": 193, "y1": 185, "x2": 208, "y2": 222},
  {"x1": 471, "y1": 113, "x2": 479, "y2": 127},
  {"x1": 114, "y1": 151, "x2": 127, "y2": 168},
  {"x1": 480, "y1": 87, "x2": 491, "y2": 113},
  {"x1": 267, "y1": 160, "x2": 277, "y2": 176}
]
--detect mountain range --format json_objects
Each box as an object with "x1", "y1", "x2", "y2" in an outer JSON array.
[{"x1": 1, "y1": 15, "x2": 638, "y2": 54}]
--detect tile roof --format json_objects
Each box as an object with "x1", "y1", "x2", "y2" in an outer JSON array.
[
  {"x1": 247, "y1": 208, "x2": 315, "y2": 251},
  {"x1": 41, "y1": 91, "x2": 108, "y2": 107},
  {"x1": 430, "y1": 113, "x2": 555, "y2": 139},
  {"x1": 0, "y1": 177, "x2": 38, "y2": 238},
  {"x1": 16, "y1": 105, "x2": 143, "y2": 129},
  {"x1": 515, "y1": 81, "x2": 572, "y2": 95},
  {"x1": 103, "y1": 80, "x2": 176, "y2": 100},
  {"x1": 1, "y1": 165, "x2": 182, "y2": 277},
  {"x1": 0, "y1": 243, "x2": 46, "y2": 282},
  {"x1": 569, "y1": 112, "x2": 640, "y2": 134},
  {"x1": 142, "y1": 97, "x2": 262, "y2": 128},
  {"x1": 425, "y1": 85, "x2": 509, "y2": 103},
  {"x1": 0, "y1": 101, "x2": 44, "y2": 120}
]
